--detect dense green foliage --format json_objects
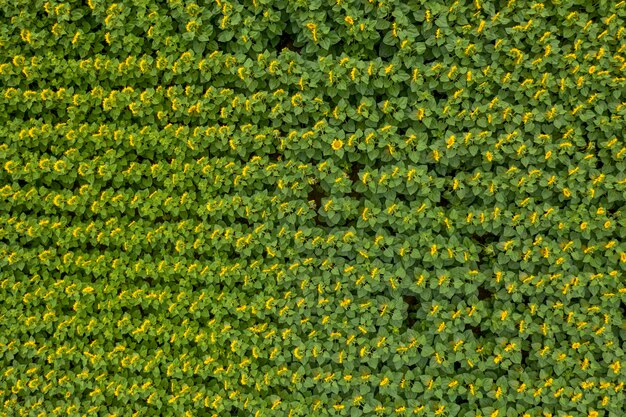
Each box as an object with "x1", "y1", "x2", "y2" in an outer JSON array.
[{"x1": 1, "y1": 0, "x2": 626, "y2": 416}]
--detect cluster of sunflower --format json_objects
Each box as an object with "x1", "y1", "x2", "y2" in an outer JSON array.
[{"x1": 1, "y1": 0, "x2": 626, "y2": 416}]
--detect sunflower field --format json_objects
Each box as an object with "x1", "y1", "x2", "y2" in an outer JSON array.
[{"x1": 1, "y1": 0, "x2": 626, "y2": 416}]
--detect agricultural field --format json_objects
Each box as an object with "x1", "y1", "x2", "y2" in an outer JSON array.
[{"x1": 1, "y1": 0, "x2": 626, "y2": 416}]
